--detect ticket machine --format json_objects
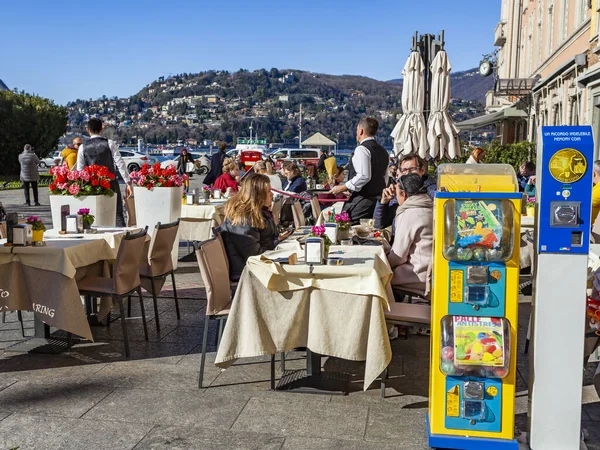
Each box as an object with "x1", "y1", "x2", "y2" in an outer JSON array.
[
  {"x1": 528, "y1": 126, "x2": 594, "y2": 449},
  {"x1": 427, "y1": 164, "x2": 521, "y2": 449}
]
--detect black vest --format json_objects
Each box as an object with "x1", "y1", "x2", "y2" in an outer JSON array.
[
  {"x1": 347, "y1": 139, "x2": 389, "y2": 198},
  {"x1": 83, "y1": 137, "x2": 116, "y2": 175}
]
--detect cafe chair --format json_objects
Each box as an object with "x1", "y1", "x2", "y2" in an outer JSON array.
[
  {"x1": 381, "y1": 302, "x2": 431, "y2": 398},
  {"x1": 291, "y1": 201, "x2": 306, "y2": 228},
  {"x1": 77, "y1": 227, "x2": 149, "y2": 358},
  {"x1": 195, "y1": 237, "x2": 234, "y2": 388},
  {"x1": 138, "y1": 219, "x2": 181, "y2": 333},
  {"x1": 310, "y1": 196, "x2": 321, "y2": 221},
  {"x1": 271, "y1": 198, "x2": 283, "y2": 226},
  {"x1": 125, "y1": 197, "x2": 137, "y2": 227}
]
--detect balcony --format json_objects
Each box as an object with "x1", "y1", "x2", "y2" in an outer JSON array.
[{"x1": 495, "y1": 21, "x2": 507, "y2": 47}]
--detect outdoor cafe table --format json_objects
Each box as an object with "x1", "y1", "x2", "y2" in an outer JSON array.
[
  {"x1": 215, "y1": 242, "x2": 394, "y2": 392},
  {"x1": 0, "y1": 227, "x2": 137, "y2": 352},
  {"x1": 179, "y1": 200, "x2": 226, "y2": 243}
]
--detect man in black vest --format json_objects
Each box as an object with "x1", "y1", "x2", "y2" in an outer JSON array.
[
  {"x1": 76, "y1": 118, "x2": 133, "y2": 227},
  {"x1": 329, "y1": 117, "x2": 388, "y2": 225}
]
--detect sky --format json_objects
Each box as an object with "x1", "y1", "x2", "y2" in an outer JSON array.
[{"x1": 1, "y1": 0, "x2": 500, "y2": 105}]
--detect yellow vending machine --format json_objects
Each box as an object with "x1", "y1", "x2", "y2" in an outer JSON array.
[{"x1": 427, "y1": 164, "x2": 520, "y2": 450}]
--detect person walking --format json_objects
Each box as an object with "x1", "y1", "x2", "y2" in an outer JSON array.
[
  {"x1": 204, "y1": 142, "x2": 227, "y2": 186},
  {"x1": 177, "y1": 148, "x2": 194, "y2": 191},
  {"x1": 61, "y1": 137, "x2": 83, "y2": 169},
  {"x1": 19, "y1": 144, "x2": 41, "y2": 206},
  {"x1": 76, "y1": 118, "x2": 132, "y2": 227},
  {"x1": 329, "y1": 117, "x2": 389, "y2": 224}
]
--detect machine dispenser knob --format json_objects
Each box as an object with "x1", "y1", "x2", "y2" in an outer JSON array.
[
  {"x1": 473, "y1": 305, "x2": 480, "y2": 311},
  {"x1": 470, "y1": 419, "x2": 476, "y2": 425}
]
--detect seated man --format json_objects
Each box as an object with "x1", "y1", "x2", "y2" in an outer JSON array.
[
  {"x1": 385, "y1": 173, "x2": 433, "y2": 296},
  {"x1": 374, "y1": 154, "x2": 435, "y2": 231}
]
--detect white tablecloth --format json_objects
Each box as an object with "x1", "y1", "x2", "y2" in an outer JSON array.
[{"x1": 215, "y1": 244, "x2": 393, "y2": 390}]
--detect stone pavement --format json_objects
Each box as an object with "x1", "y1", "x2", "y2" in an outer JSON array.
[{"x1": 1, "y1": 181, "x2": 600, "y2": 449}]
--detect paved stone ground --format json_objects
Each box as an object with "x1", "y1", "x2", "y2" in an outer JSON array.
[{"x1": 1, "y1": 179, "x2": 600, "y2": 449}]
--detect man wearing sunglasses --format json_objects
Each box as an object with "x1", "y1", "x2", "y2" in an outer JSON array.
[{"x1": 374, "y1": 154, "x2": 436, "y2": 231}]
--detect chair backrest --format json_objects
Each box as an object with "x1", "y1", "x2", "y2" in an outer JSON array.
[
  {"x1": 146, "y1": 219, "x2": 180, "y2": 276},
  {"x1": 291, "y1": 201, "x2": 305, "y2": 228},
  {"x1": 0, "y1": 221, "x2": 5, "y2": 239},
  {"x1": 195, "y1": 238, "x2": 232, "y2": 315},
  {"x1": 125, "y1": 197, "x2": 137, "y2": 226},
  {"x1": 271, "y1": 198, "x2": 282, "y2": 226},
  {"x1": 310, "y1": 196, "x2": 321, "y2": 220},
  {"x1": 113, "y1": 227, "x2": 148, "y2": 295},
  {"x1": 212, "y1": 226, "x2": 230, "y2": 274}
]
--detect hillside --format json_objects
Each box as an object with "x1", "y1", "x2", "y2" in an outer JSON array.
[
  {"x1": 387, "y1": 68, "x2": 494, "y2": 104},
  {"x1": 66, "y1": 68, "x2": 485, "y2": 148}
]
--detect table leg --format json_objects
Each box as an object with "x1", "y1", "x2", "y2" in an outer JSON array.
[
  {"x1": 276, "y1": 348, "x2": 349, "y2": 395},
  {"x1": 5, "y1": 313, "x2": 70, "y2": 354}
]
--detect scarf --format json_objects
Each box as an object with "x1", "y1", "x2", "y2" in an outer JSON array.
[{"x1": 395, "y1": 193, "x2": 433, "y2": 217}]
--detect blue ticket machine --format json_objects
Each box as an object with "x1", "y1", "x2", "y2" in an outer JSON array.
[{"x1": 529, "y1": 126, "x2": 594, "y2": 449}]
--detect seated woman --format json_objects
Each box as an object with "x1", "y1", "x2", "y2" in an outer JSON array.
[
  {"x1": 254, "y1": 160, "x2": 282, "y2": 191},
  {"x1": 386, "y1": 173, "x2": 433, "y2": 296},
  {"x1": 318, "y1": 165, "x2": 346, "y2": 206},
  {"x1": 219, "y1": 173, "x2": 291, "y2": 280},
  {"x1": 282, "y1": 161, "x2": 307, "y2": 193},
  {"x1": 305, "y1": 163, "x2": 319, "y2": 188},
  {"x1": 214, "y1": 158, "x2": 240, "y2": 193}
]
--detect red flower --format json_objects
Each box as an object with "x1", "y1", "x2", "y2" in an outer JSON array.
[
  {"x1": 100, "y1": 179, "x2": 110, "y2": 189},
  {"x1": 49, "y1": 183, "x2": 56, "y2": 191}
]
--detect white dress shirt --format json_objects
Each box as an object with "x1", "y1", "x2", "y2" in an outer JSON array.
[
  {"x1": 346, "y1": 137, "x2": 375, "y2": 192},
  {"x1": 76, "y1": 135, "x2": 131, "y2": 183}
]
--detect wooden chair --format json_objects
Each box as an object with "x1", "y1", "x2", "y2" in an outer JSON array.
[
  {"x1": 291, "y1": 201, "x2": 306, "y2": 228},
  {"x1": 310, "y1": 196, "x2": 321, "y2": 222},
  {"x1": 77, "y1": 227, "x2": 149, "y2": 357},
  {"x1": 138, "y1": 219, "x2": 181, "y2": 333}
]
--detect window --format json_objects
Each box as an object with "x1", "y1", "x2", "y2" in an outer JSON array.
[
  {"x1": 120, "y1": 151, "x2": 133, "y2": 157},
  {"x1": 292, "y1": 150, "x2": 319, "y2": 159},
  {"x1": 558, "y1": 0, "x2": 568, "y2": 43},
  {"x1": 547, "y1": 0, "x2": 555, "y2": 56}
]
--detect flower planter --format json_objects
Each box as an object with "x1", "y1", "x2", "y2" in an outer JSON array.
[
  {"x1": 49, "y1": 195, "x2": 117, "y2": 229},
  {"x1": 337, "y1": 228, "x2": 350, "y2": 242},
  {"x1": 526, "y1": 207, "x2": 535, "y2": 217},
  {"x1": 134, "y1": 186, "x2": 183, "y2": 267},
  {"x1": 32, "y1": 230, "x2": 44, "y2": 242}
]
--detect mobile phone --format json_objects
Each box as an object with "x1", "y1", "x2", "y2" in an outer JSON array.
[{"x1": 389, "y1": 177, "x2": 397, "y2": 185}]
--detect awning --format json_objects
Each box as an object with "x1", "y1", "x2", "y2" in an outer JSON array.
[
  {"x1": 455, "y1": 107, "x2": 527, "y2": 132},
  {"x1": 301, "y1": 132, "x2": 336, "y2": 147}
]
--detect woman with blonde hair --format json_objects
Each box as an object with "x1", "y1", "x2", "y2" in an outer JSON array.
[
  {"x1": 214, "y1": 157, "x2": 240, "y2": 193},
  {"x1": 219, "y1": 173, "x2": 292, "y2": 280},
  {"x1": 254, "y1": 160, "x2": 282, "y2": 191}
]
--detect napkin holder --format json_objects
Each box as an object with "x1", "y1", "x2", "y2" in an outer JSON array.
[
  {"x1": 66, "y1": 215, "x2": 83, "y2": 234},
  {"x1": 13, "y1": 224, "x2": 32, "y2": 246},
  {"x1": 60, "y1": 205, "x2": 70, "y2": 232},
  {"x1": 305, "y1": 237, "x2": 324, "y2": 265},
  {"x1": 213, "y1": 189, "x2": 222, "y2": 199},
  {"x1": 193, "y1": 188, "x2": 200, "y2": 204},
  {"x1": 5, "y1": 213, "x2": 18, "y2": 244},
  {"x1": 186, "y1": 192, "x2": 195, "y2": 205},
  {"x1": 324, "y1": 223, "x2": 338, "y2": 244}
]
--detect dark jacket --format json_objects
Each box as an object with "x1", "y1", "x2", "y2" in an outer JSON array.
[
  {"x1": 177, "y1": 153, "x2": 194, "y2": 175},
  {"x1": 283, "y1": 175, "x2": 307, "y2": 193},
  {"x1": 204, "y1": 150, "x2": 226, "y2": 185},
  {"x1": 317, "y1": 153, "x2": 327, "y2": 172},
  {"x1": 219, "y1": 208, "x2": 278, "y2": 280},
  {"x1": 19, "y1": 149, "x2": 40, "y2": 182}
]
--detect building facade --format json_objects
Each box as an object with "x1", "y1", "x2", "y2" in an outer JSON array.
[{"x1": 483, "y1": 0, "x2": 600, "y2": 154}]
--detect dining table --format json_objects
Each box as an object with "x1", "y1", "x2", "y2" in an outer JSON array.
[
  {"x1": 214, "y1": 240, "x2": 393, "y2": 394},
  {"x1": 0, "y1": 226, "x2": 139, "y2": 353}
]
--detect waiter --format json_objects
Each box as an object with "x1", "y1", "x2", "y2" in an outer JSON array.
[
  {"x1": 76, "y1": 118, "x2": 132, "y2": 227},
  {"x1": 329, "y1": 117, "x2": 388, "y2": 225}
]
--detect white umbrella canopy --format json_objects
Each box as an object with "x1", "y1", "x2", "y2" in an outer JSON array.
[
  {"x1": 390, "y1": 52, "x2": 428, "y2": 158},
  {"x1": 427, "y1": 50, "x2": 460, "y2": 160}
]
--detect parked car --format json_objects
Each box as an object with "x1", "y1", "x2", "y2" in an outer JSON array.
[
  {"x1": 119, "y1": 150, "x2": 150, "y2": 172},
  {"x1": 39, "y1": 151, "x2": 61, "y2": 168},
  {"x1": 160, "y1": 152, "x2": 210, "y2": 175},
  {"x1": 268, "y1": 148, "x2": 320, "y2": 170}
]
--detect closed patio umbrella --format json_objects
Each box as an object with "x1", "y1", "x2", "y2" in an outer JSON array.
[
  {"x1": 427, "y1": 50, "x2": 460, "y2": 159},
  {"x1": 390, "y1": 52, "x2": 428, "y2": 158}
]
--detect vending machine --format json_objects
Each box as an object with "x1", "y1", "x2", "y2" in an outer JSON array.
[{"x1": 427, "y1": 164, "x2": 521, "y2": 450}]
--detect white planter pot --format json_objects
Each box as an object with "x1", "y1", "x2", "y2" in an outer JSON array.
[
  {"x1": 50, "y1": 194, "x2": 117, "y2": 228},
  {"x1": 134, "y1": 186, "x2": 183, "y2": 268}
]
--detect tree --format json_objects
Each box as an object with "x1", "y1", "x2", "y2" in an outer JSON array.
[{"x1": 0, "y1": 90, "x2": 67, "y2": 176}]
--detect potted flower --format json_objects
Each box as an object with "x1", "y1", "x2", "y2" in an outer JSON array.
[
  {"x1": 48, "y1": 164, "x2": 117, "y2": 228},
  {"x1": 26, "y1": 216, "x2": 46, "y2": 242},
  {"x1": 526, "y1": 197, "x2": 536, "y2": 217},
  {"x1": 202, "y1": 185, "x2": 212, "y2": 201},
  {"x1": 78, "y1": 208, "x2": 95, "y2": 230},
  {"x1": 130, "y1": 164, "x2": 187, "y2": 264},
  {"x1": 310, "y1": 224, "x2": 332, "y2": 261},
  {"x1": 334, "y1": 211, "x2": 351, "y2": 241}
]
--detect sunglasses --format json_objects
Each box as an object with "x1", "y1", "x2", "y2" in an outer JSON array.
[{"x1": 74, "y1": 143, "x2": 83, "y2": 146}]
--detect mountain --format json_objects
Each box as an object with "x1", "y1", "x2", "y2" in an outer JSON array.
[
  {"x1": 66, "y1": 68, "x2": 485, "y2": 148},
  {"x1": 387, "y1": 68, "x2": 494, "y2": 104}
]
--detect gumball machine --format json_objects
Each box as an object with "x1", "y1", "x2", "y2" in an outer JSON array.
[{"x1": 427, "y1": 164, "x2": 521, "y2": 449}]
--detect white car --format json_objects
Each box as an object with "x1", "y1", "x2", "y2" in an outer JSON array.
[
  {"x1": 160, "y1": 153, "x2": 210, "y2": 175},
  {"x1": 39, "y1": 151, "x2": 61, "y2": 168},
  {"x1": 119, "y1": 150, "x2": 150, "y2": 172}
]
